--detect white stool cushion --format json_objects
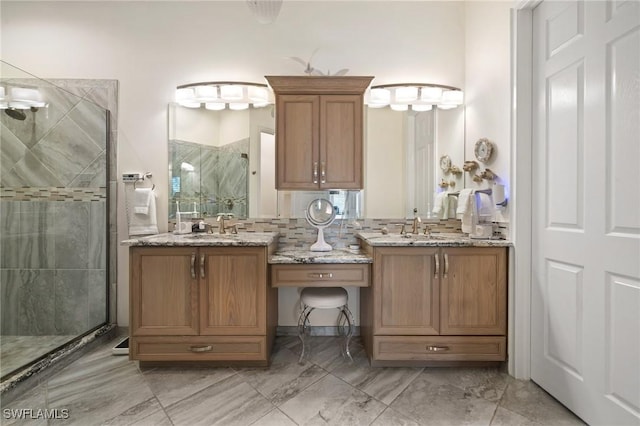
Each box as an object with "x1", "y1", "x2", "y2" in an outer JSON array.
[{"x1": 300, "y1": 287, "x2": 348, "y2": 309}]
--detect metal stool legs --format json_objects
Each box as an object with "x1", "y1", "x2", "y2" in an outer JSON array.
[
  {"x1": 297, "y1": 303, "x2": 355, "y2": 363},
  {"x1": 338, "y1": 305, "x2": 356, "y2": 362},
  {"x1": 297, "y1": 305, "x2": 314, "y2": 363}
]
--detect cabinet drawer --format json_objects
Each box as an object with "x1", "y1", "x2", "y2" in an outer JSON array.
[
  {"x1": 130, "y1": 336, "x2": 267, "y2": 362},
  {"x1": 373, "y1": 336, "x2": 505, "y2": 362},
  {"x1": 271, "y1": 264, "x2": 370, "y2": 287}
]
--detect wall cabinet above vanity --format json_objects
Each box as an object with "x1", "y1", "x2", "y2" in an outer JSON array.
[{"x1": 265, "y1": 76, "x2": 373, "y2": 190}]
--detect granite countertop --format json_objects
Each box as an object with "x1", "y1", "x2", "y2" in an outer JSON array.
[
  {"x1": 121, "y1": 232, "x2": 279, "y2": 247},
  {"x1": 269, "y1": 247, "x2": 373, "y2": 264},
  {"x1": 356, "y1": 232, "x2": 512, "y2": 247}
]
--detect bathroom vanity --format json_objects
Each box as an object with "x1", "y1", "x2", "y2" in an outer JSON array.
[
  {"x1": 124, "y1": 231, "x2": 510, "y2": 367},
  {"x1": 357, "y1": 233, "x2": 509, "y2": 366},
  {"x1": 125, "y1": 233, "x2": 278, "y2": 366}
]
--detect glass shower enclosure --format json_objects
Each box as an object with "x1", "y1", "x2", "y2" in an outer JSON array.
[{"x1": 0, "y1": 61, "x2": 110, "y2": 379}]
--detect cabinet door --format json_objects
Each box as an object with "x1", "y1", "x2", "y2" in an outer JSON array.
[
  {"x1": 199, "y1": 247, "x2": 266, "y2": 335},
  {"x1": 440, "y1": 247, "x2": 507, "y2": 335},
  {"x1": 130, "y1": 247, "x2": 198, "y2": 336},
  {"x1": 374, "y1": 247, "x2": 439, "y2": 335},
  {"x1": 320, "y1": 94, "x2": 363, "y2": 189},
  {"x1": 275, "y1": 94, "x2": 319, "y2": 190}
]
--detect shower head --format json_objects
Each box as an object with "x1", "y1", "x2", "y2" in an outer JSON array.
[
  {"x1": 240, "y1": 153, "x2": 248, "y2": 160},
  {"x1": 5, "y1": 108, "x2": 26, "y2": 121}
]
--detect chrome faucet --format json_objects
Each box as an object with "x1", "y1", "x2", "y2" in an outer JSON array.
[
  {"x1": 411, "y1": 208, "x2": 421, "y2": 234},
  {"x1": 216, "y1": 213, "x2": 234, "y2": 234}
]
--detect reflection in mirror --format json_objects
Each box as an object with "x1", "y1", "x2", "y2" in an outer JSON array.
[
  {"x1": 168, "y1": 99, "x2": 463, "y2": 221},
  {"x1": 168, "y1": 103, "x2": 275, "y2": 219},
  {"x1": 277, "y1": 190, "x2": 361, "y2": 220},
  {"x1": 365, "y1": 106, "x2": 464, "y2": 219}
]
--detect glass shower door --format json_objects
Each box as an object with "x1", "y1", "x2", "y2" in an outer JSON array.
[{"x1": 0, "y1": 61, "x2": 110, "y2": 379}]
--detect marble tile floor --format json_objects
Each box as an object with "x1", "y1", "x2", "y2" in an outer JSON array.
[
  {"x1": 1, "y1": 335, "x2": 586, "y2": 426},
  {"x1": 1, "y1": 336, "x2": 77, "y2": 378}
]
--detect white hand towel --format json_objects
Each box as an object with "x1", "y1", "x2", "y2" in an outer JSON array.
[
  {"x1": 447, "y1": 196, "x2": 457, "y2": 219},
  {"x1": 133, "y1": 188, "x2": 152, "y2": 215},
  {"x1": 441, "y1": 194, "x2": 450, "y2": 220},
  {"x1": 432, "y1": 192, "x2": 447, "y2": 217},
  {"x1": 128, "y1": 190, "x2": 159, "y2": 236},
  {"x1": 456, "y1": 189, "x2": 477, "y2": 233},
  {"x1": 477, "y1": 192, "x2": 494, "y2": 220},
  {"x1": 456, "y1": 189, "x2": 474, "y2": 215}
]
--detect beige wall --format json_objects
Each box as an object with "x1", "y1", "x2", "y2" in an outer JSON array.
[
  {"x1": 464, "y1": 1, "x2": 512, "y2": 222},
  {"x1": 1, "y1": 1, "x2": 511, "y2": 327}
]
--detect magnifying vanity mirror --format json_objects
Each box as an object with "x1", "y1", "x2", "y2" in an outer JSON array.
[{"x1": 306, "y1": 198, "x2": 336, "y2": 251}]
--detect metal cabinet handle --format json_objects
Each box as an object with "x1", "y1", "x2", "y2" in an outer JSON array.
[
  {"x1": 313, "y1": 162, "x2": 319, "y2": 184},
  {"x1": 190, "y1": 253, "x2": 196, "y2": 279},
  {"x1": 426, "y1": 345, "x2": 450, "y2": 352},
  {"x1": 200, "y1": 253, "x2": 205, "y2": 278},
  {"x1": 190, "y1": 345, "x2": 212, "y2": 353},
  {"x1": 444, "y1": 253, "x2": 449, "y2": 278},
  {"x1": 308, "y1": 272, "x2": 333, "y2": 279},
  {"x1": 434, "y1": 254, "x2": 440, "y2": 279},
  {"x1": 320, "y1": 161, "x2": 326, "y2": 184}
]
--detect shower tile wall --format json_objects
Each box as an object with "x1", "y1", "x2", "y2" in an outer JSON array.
[{"x1": 0, "y1": 78, "x2": 117, "y2": 337}]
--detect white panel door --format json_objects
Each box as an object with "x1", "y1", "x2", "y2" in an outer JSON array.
[
  {"x1": 413, "y1": 110, "x2": 435, "y2": 216},
  {"x1": 532, "y1": 1, "x2": 640, "y2": 425}
]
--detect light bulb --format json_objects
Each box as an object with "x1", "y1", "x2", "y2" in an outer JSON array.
[
  {"x1": 390, "y1": 104, "x2": 409, "y2": 111},
  {"x1": 229, "y1": 102, "x2": 249, "y2": 110},
  {"x1": 394, "y1": 86, "x2": 418, "y2": 102}
]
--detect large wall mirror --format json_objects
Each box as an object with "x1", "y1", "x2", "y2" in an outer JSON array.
[
  {"x1": 365, "y1": 106, "x2": 465, "y2": 218},
  {"x1": 168, "y1": 102, "x2": 464, "y2": 220},
  {"x1": 168, "y1": 103, "x2": 275, "y2": 219}
]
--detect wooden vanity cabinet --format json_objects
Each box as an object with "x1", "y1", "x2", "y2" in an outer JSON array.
[
  {"x1": 129, "y1": 245, "x2": 277, "y2": 365},
  {"x1": 361, "y1": 245, "x2": 507, "y2": 365},
  {"x1": 373, "y1": 247, "x2": 440, "y2": 335},
  {"x1": 266, "y1": 76, "x2": 373, "y2": 190}
]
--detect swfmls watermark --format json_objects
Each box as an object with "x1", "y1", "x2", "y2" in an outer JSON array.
[{"x1": 2, "y1": 408, "x2": 70, "y2": 420}]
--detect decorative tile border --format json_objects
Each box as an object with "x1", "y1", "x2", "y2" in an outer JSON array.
[{"x1": 0, "y1": 187, "x2": 106, "y2": 202}]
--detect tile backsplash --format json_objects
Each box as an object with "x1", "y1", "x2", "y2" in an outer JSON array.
[{"x1": 174, "y1": 217, "x2": 509, "y2": 249}]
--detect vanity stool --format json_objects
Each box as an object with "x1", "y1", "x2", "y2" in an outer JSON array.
[{"x1": 297, "y1": 287, "x2": 355, "y2": 363}]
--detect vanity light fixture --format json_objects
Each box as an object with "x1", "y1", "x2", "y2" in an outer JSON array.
[
  {"x1": 229, "y1": 102, "x2": 249, "y2": 111},
  {"x1": 0, "y1": 86, "x2": 48, "y2": 110},
  {"x1": 394, "y1": 86, "x2": 418, "y2": 102},
  {"x1": 174, "y1": 82, "x2": 273, "y2": 110},
  {"x1": 368, "y1": 88, "x2": 391, "y2": 108},
  {"x1": 366, "y1": 83, "x2": 463, "y2": 111},
  {"x1": 390, "y1": 104, "x2": 409, "y2": 112},
  {"x1": 205, "y1": 102, "x2": 225, "y2": 111},
  {"x1": 220, "y1": 85, "x2": 243, "y2": 101}
]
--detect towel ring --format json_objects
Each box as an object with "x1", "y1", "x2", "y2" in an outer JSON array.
[{"x1": 133, "y1": 180, "x2": 155, "y2": 190}]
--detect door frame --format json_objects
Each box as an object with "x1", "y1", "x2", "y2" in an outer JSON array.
[{"x1": 510, "y1": 0, "x2": 541, "y2": 380}]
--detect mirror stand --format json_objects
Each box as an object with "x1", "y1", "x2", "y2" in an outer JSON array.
[{"x1": 306, "y1": 198, "x2": 336, "y2": 252}]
